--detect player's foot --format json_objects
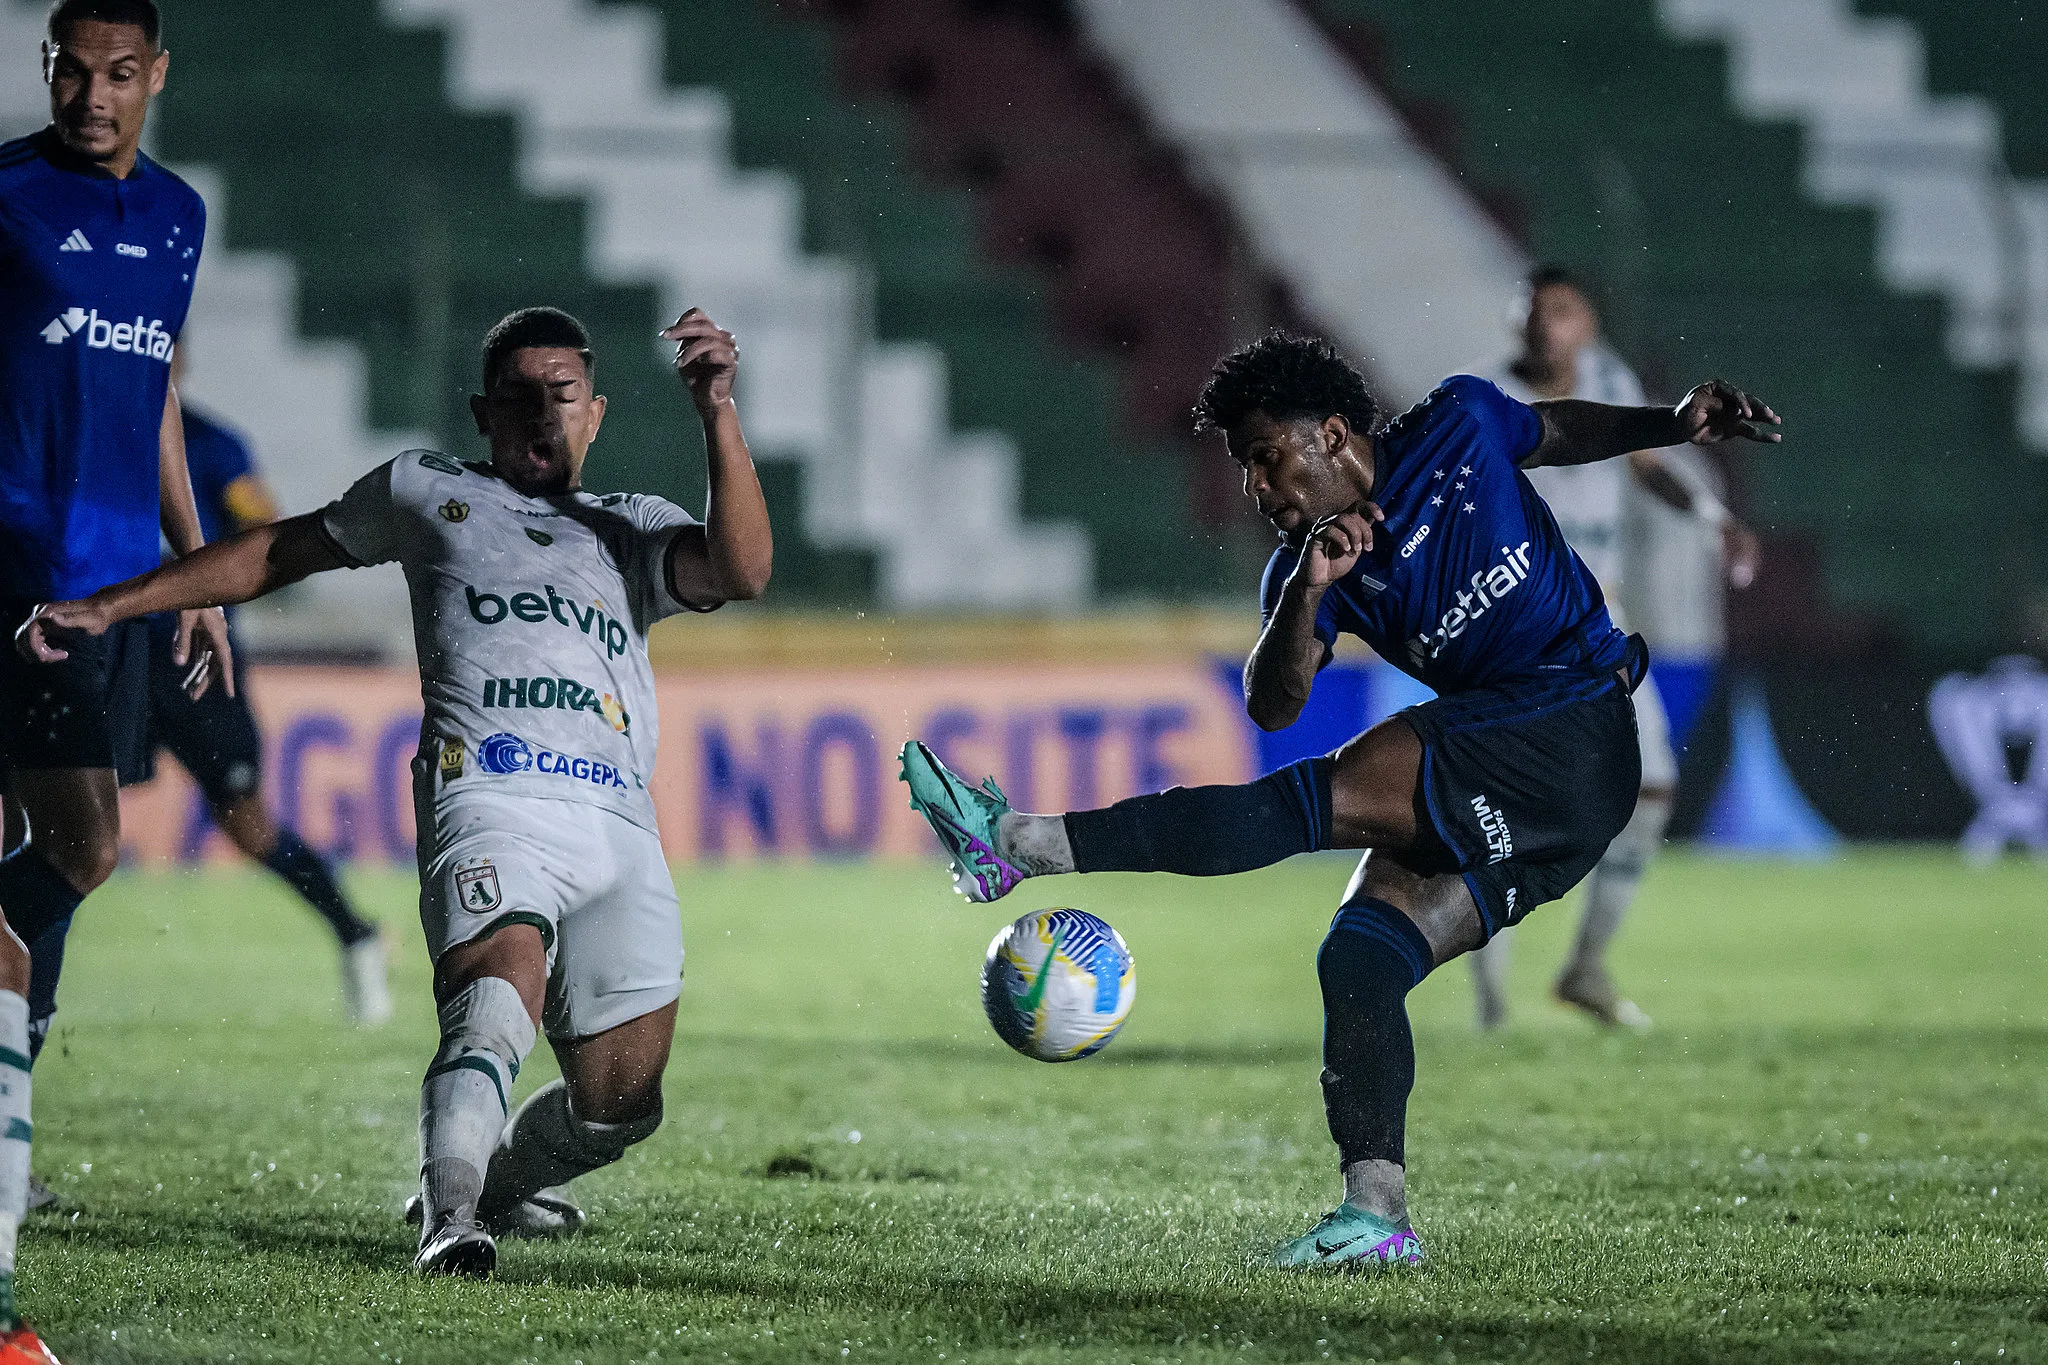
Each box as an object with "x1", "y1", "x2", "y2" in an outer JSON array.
[
  {"x1": 899, "y1": 740, "x2": 1025, "y2": 903},
  {"x1": 1274, "y1": 1203, "x2": 1425, "y2": 1269},
  {"x1": 405, "y1": 1188, "x2": 585, "y2": 1240},
  {"x1": 414, "y1": 1213, "x2": 496, "y2": 1278},
  {"x1": 342, "y1": 933, "x2": 394, "y2": 1027},
  {"x1": 0, "y1": 1324, "x2": 62, "y2": 1364},
  {"x1": 24, "y1": 1177, "x2": 58, "y2": 1215},
  {"x1": 1553, "y1": 968, "x2": 1651, "y2": 1031}
]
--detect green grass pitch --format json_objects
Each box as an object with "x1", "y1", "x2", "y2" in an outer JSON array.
[{"x1": 19, "y1": 848, "x2": 2048, "y2": 1364}]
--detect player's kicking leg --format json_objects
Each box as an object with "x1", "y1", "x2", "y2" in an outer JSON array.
[{"x1": 902, "y1": 673, "x2": 1641, "y2": 1268}]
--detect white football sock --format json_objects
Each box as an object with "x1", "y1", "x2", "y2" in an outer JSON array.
[
  {"x1": 1565, "y1": 794, "x2": 1672, "y2": 981},
  {"x1": 997, "y1": 812, "x2": 1074, "y2": 876},
  {"x1": 419, "y1": 976, "x2": 535, "y2": 1227},
  {"x1": 1467, "y1": 927, "x2": 1514, "y2": 1029},
  {"x1": 480, "y1": 1078, "x2": 661, "y2": 1214},
  {"x1": 0, "y1": 991, "x2": 31, "y2": 1276}
]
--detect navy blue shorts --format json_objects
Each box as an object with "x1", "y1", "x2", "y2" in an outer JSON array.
[
  {"x1": 0, "y1": 597, "x2": 155, "y2": 785},
  {"x1": 146, "y1": 615, "x2": 262, "y2": 806},
  {"x1": 1396, "y1": 642, "x2": 1647, "y2": 939}
]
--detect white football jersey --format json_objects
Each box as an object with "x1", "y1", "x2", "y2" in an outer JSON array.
[
  {"x1": 1484, "y1": 345, "x2": 1645, "y2": 588},
  {"x1": 321, "y1": 450, "x2": 701, "y2": 833}
]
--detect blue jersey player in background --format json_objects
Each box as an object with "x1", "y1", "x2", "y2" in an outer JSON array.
[
  {"x1": 0, "y1": 1, "x2": 232, "y2": 1339},
  {"x1": 125, "y1": 349, "x2": 392, "y2": 1026},
  {"x1": 902, "y1": 332, "x2": 1780, "y2": 1270}
]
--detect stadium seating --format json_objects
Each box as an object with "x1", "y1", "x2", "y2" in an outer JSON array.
[{"x1": 1296, "y1": 0, "x2": 2045, "y2": 656}]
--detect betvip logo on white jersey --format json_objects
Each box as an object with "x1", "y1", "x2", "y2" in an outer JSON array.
[
  {"x1": 58, "y1": 229, "x2": 91, "y2": 252},
  {"x1": 39, "y1": 307, "x2": 174, "y2": 361}
]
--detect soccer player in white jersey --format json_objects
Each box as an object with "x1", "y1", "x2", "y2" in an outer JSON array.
[
  {"x1": 18, "y1": 305, "x2": 772, "y2": 1277},
  {"x1": 1469, "y1": 266, "x2": 1759, "y2": 1030}
]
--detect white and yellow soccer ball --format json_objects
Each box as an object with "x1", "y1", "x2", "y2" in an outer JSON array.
[{"x1": 980, "y1": 908, "x2": 1136, "y2": 1062}]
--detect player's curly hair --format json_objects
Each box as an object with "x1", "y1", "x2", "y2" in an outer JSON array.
[
  {"x1": 1192, "y1": 332, "x2": 1384, "y2": 439},
  {"x1": 47, "y1": 0, "x2": 160, "y2": 47},
  {"x1": 481, "y1": 307, "x2": 594, "y2": 391}
]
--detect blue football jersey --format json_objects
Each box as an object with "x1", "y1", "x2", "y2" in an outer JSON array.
[
  {"x1": 1260, "y1": 375, "x2": 1628, "y2": 694},
  {"x1": 178, "y1": 404, "x2": 256, "y2": 547},
  {"x1": 0, "y1": 129, "x2": 205, "y2": 599}
]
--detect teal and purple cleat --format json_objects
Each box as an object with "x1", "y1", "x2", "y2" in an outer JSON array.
[
  {"x1": 899, "y1": 740, "x2": 1025, "y2": 903},
  {"x1": 1273, "y1": 1204, "x2": 1426, "y2": 1269}
]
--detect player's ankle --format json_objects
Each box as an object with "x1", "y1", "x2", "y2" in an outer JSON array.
[
  {"x1": 996, "y1": 812, "x2": 1074, "y2": 877},
  {"x1": 0, "y1": 1269, "x2": 19, "y2": 1331},
  {"x1": 1340, "y1": 1158, "x2": 1408, "y2": 1226}
]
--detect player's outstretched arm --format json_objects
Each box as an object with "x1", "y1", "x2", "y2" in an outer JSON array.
[
  {"x1": 660, "y1": 309, "x2": 773, "y2": 607},
  {"x1": 158, "y1": 379, "x2": 239, "y2": 697},
  {"x1": 16, "y1": 514, "x2": 345, "y2": 665},
  {"x1": 1524, "y1": 380, "x2": 1781, "y2": 469},
  {"x1": 1245, "y1": 507, "x2": 1381, "y2": 732}
]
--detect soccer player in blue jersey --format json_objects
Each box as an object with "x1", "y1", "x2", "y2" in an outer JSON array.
[
  {"x1": 901, "y1": 333, "x2": 1779, "y2": 1269},
  {"x1": 138, "y1": 355, "x2": 392, "y2": 1023},
  {"x1": 0, "y1": 0, "x2": 226, "y2": 1341}
]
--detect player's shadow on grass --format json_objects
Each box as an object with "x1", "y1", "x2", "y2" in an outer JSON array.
[
  {"x1": 44, "y1": 1202, "x2": 405, "y2": 1272},
  {"x1": 493, "y1": 1250, "x2": 1829, "y2": 1365},
  {"x1": 1093, "y1": 1040, "x2": 1312, "y2": 1068}
]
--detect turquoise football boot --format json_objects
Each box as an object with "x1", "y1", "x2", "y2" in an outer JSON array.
[
  {"x1": 1274, "y1": 1204, "x2": 1425, "y2": 1269},
  {"x1": 899, "y1": 740, "x2": 1025, "y2": 903}
]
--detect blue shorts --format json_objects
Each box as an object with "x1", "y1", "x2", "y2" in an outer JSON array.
[
  {"x1": 146, "y1": 614, "x2": 262, "y2": 806},
  {"x1": 0, "y1": 597, "x2": 154, "y2": 784},
  {"x1": 1397, "y1": 641, "x2": 1647, "y2": 939}
]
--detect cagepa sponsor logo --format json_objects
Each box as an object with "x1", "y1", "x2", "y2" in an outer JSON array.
[
  {"x1": 466, "y1": 583, "x2": 629, "y2": 659},
  {"x1": 38, "y1": 307, "x2": 175, "y2": 361},
  {"x1": 1407, "y1": 541, "x2": 1533, "y2": 665},
  {"x1": 1471, "y1": 793, "x2": 1513, "y2": 863},
  {"x1": 475, "y1": 732, "x2": 629, "y2": 789},
  {"x1": 482, "y1": 675, "x2": 631, "y2": 734}
]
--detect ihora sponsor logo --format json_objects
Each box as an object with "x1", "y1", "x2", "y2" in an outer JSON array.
[
  {"x1": 475, "y1": 732, "x2": 629, "y2": 789},
  {"x1": 38, "y1": 307, "x2": 175, "y2": 361},
  {"x1": 465, "y1": 583, "x2": 629, "y2": 658},
  {"x1": 1408, "y1": 541, "x2": 1533, "y2": 664},
  {"x1": 1471, "y1": 793, "x2": 1513, "y2": 863},
  {"x1": 483, "y1": 675, "x2": 630, "y2": 734}
]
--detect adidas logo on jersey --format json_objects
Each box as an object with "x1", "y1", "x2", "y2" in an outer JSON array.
[
  {"x1": 38, "y1": 307, "x2": 174, "y2": 361},
  {"x1": 59, "y1": 229, "x2": 91, "y2": 251}
]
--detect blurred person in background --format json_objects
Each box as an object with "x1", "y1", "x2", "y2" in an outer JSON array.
[{"x1": 1468, "y1": 265, "x2": 1760, "y2": 1031}]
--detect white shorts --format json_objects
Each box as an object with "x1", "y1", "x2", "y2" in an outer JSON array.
[{"x1": 417, "y1": 789, "x2": 683, "y2": 1041}]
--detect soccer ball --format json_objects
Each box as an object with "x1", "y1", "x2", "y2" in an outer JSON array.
[{"x1": 980, "y1": 908, "x2": 1136, "y2": 1062}]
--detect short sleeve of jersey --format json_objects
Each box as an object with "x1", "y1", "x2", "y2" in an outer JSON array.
[
  {"x1": 1434, "y1": 374, "x2": 1544, "y2": 467},
  {"x1": 617, "y1": 494, "x2": 704, "y2": 629},
  {"x1": 1259, "y1": 546, "x2": 1339, "y2": 672},
  {"x1": 319, "y1": 458, "x2": 407, "y2": 567}
]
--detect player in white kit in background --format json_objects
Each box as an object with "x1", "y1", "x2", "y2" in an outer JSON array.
[
  {"x1": 1470, "y1": 266, "x2": 1759, "y2": 1029},
  {"x1": 18, "y1": 305, "x2": 772, "y2": 1277}
]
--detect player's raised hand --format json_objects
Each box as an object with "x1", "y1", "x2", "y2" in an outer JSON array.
[
  {"x1": 661, "y1": 308, "x2": 738, "y2": 415},
  {"x1": 14, "y1": 598, "x2": 110, "y2": 665},
  {"x1": 1300, "y1": 505, "x2": 1384, "y2": 588},
  {"x1": 173, "y1": 604, "x2": 235, "y2": 699},
  {"x1": 1676, "y1": 381, "x2": 1782, "y2": 446}
]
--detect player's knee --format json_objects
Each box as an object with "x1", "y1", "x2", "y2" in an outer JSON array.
[
  {"x1": 51, "y1": 836, "x2": 119, "y2": 895},
  {"x1": 432, "y1": 975, "x2": 538, "y2": 1073},
  {"x1": 565, "y1": 1090, "x2": 663, "y2": 1161}
]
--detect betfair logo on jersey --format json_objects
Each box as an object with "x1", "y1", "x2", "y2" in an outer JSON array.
[
  {"x1": 1406, "y1": 541, "x2": 1534, "y2": 665},
  {"x1": 38, "y1": 307, "x2": 174, "y2": 361},
  {"x1": 465, "y1": 584, "x2": 630, "y2": 658},
  {"x1": 476, "y1": 732, "x2": 629, "y2": 789},
  {"x1": 482, "y1": 675, "x2": 631, "y2": 734}
]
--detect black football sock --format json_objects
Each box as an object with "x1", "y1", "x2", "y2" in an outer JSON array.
[
  {"x1": 24, "y1": 917, "x2": 70, "y2": 1065},
  {"x1": 262, "y1": 829, "x2": 377, "y2": 946},
  {"x1": 0, "y1": 850, "x2": 87, "y2": 1064},
  {"x1": 1317, "y1": 896, "x2": 1435, "y2": 1170},
  {"x1": 1062, "y1": 756, "x2": 1333, "y2": 876}
]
